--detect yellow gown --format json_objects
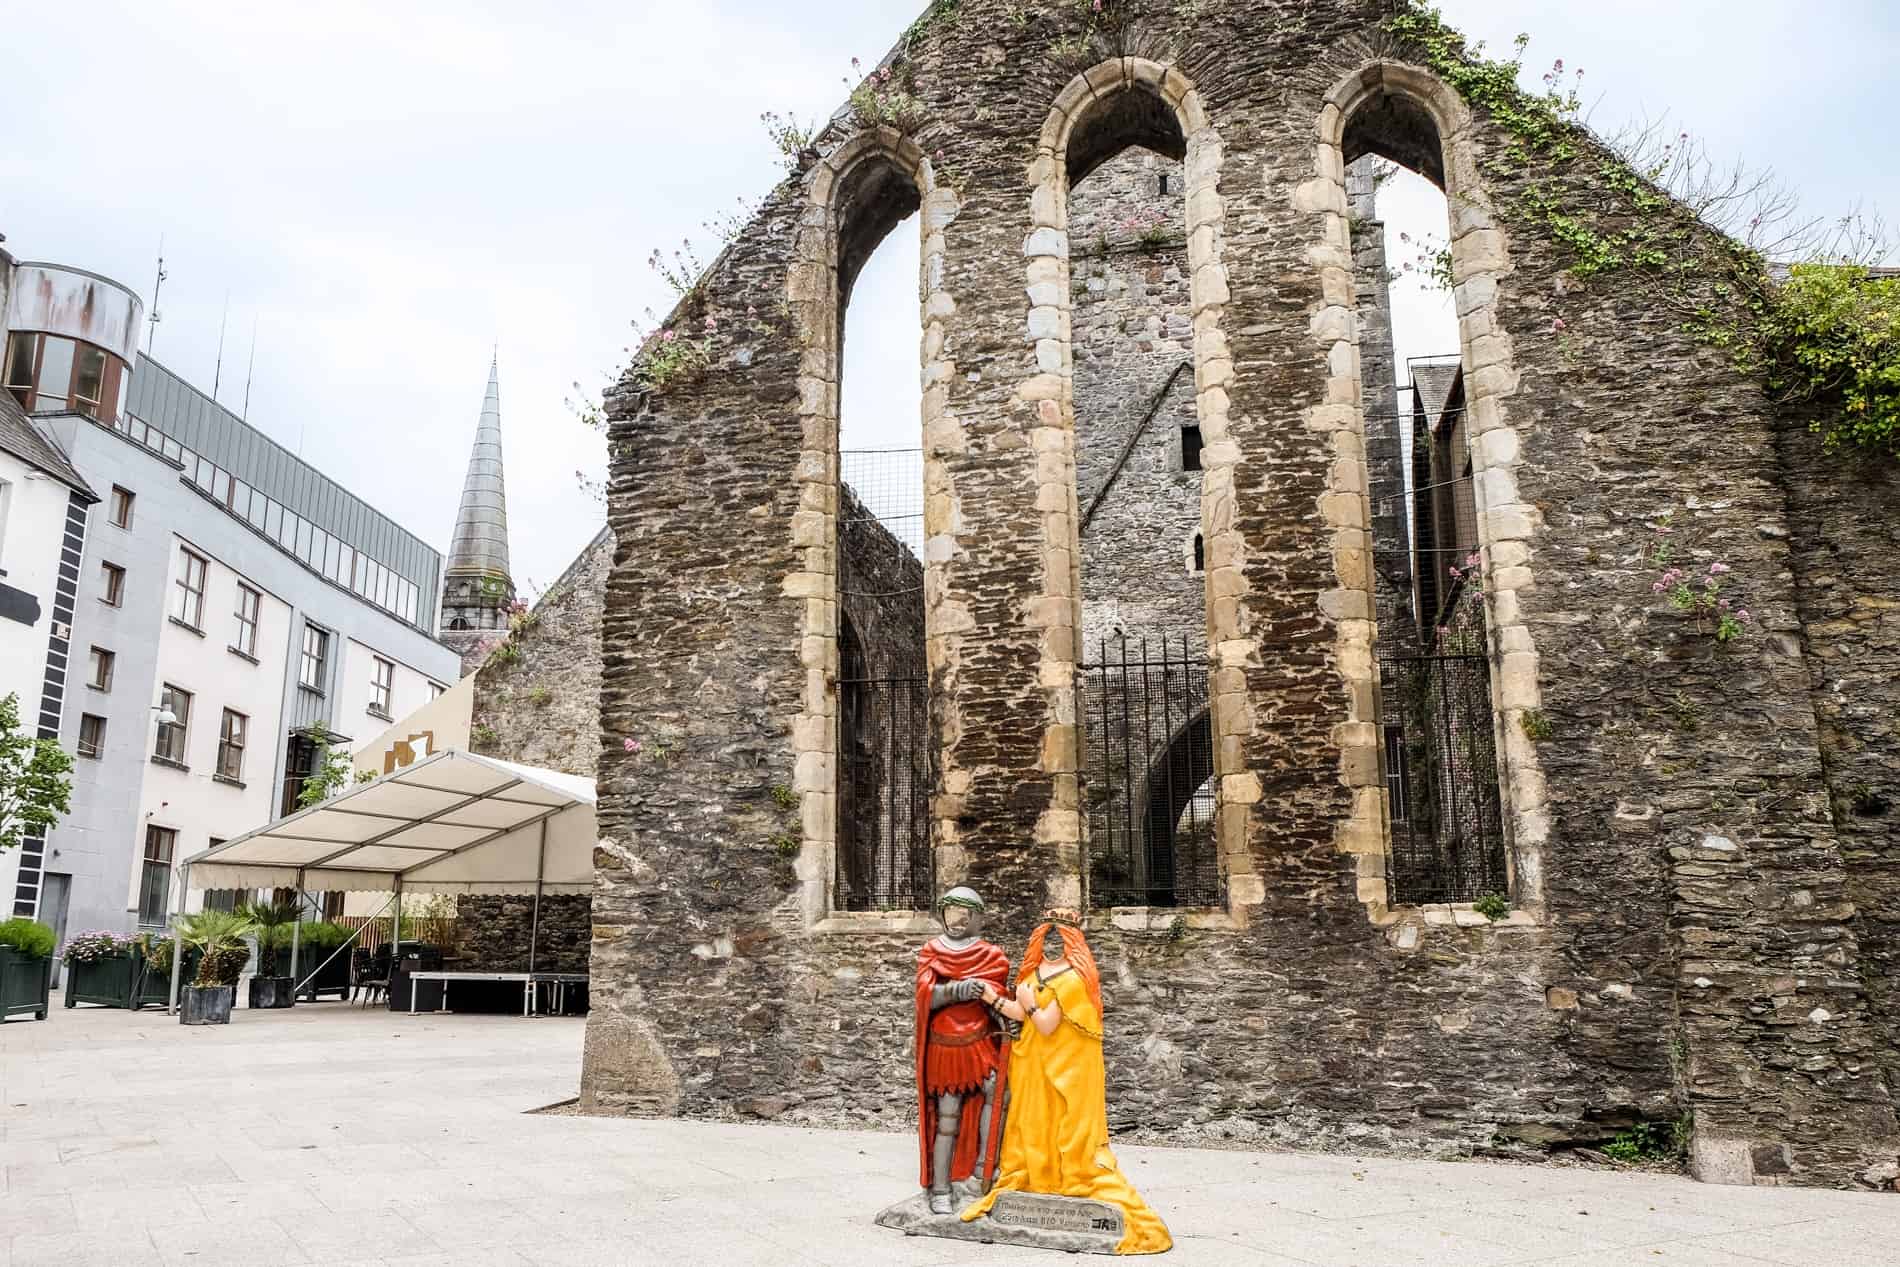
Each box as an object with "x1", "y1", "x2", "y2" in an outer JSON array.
[{"x1": 960, "y1": 968, "x2": 1172, "y2": 1255}]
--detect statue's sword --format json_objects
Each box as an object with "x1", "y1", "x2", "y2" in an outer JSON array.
[{"x1": 981, "y1": 1013, "x2": 1013, "y2": 1190}]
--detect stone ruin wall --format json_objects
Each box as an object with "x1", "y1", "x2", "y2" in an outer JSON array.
[
  {"x1": 1069, "y1": 148, "x2": 1206, "y2": 654},
  {"x1": 577, "y1": 0, "x2": 1900, "y2": 1187}
]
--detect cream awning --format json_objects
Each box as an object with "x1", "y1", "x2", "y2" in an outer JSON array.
[{"x1": 182, "y1": 750, "x2": 595, "y2": 896}]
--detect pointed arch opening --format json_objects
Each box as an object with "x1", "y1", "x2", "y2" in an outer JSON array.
[
  {"x1": 787, "y1": 131, "x2": 958, "y2": 928},
  {"x1": 1026, "y1": 60, "x2": 1252, "y2": 922},
  {"x1": 1308, "y1": 63, "x2": 1550, "y2": 922}
]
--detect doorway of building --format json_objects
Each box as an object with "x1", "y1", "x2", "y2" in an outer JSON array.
[{"x1": 40, "y1": 872, "x2": 71, "y2": 989}]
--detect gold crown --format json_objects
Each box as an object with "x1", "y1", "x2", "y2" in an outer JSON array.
[{"x1": 1039, "y1": 907, "x2": 1084, "y2": 928}]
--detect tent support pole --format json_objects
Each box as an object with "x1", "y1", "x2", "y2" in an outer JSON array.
[
  {"x1": 529, "y1": 819, "x2": 547, "y2": 975},
  {"x1": 290, "y1": 868, "x2": 305, "y2": 988},
  {"x1": 294, "y1": 891, "x2": 392, "y2": 996},
  {"x1": 167, "y1": 861, "x2": 190, "y2": 1015},
  {"x1": 392, "y1": 875, "x2": 403, "y2": 952}
]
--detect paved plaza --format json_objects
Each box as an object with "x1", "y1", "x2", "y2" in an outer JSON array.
[{"x1": 1, "y1": 999, "x2": 1895, "y2": 1266}]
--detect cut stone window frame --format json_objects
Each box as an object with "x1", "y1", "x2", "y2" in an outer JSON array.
[
  {"x1": 1304, "y1": 61, "x2": 1550, "y2": 923},
  {"x1": 785, "y1": 127, "x2": 958, "y2": 933},
  {"x1": 1023, "y1": 58, "x2": 1257, "y2": 929}
]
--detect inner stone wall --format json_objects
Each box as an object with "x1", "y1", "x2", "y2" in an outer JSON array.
[{"x1": 581, "y1": 0, "x2": 1900, "y2": 1188}]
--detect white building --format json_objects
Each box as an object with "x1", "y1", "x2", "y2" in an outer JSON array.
[{"x1": 0, "y1": 252, "x2": 465, "y2": 944}]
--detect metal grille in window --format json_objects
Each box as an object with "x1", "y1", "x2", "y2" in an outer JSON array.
[
  {"x1": 1079, "y1": 635, "x2": 1222, "y2": 908},
  {"x1": 835, "y1": 447, "x2": 932, "y2": 911},
  {"x1": 1378, "y1": 641, "x2": 1508, "y2": 904}
]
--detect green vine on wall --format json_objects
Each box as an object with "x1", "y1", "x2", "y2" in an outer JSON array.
[{"x1": 1385, "y1": 3, "x2": 1898, "y2": 461}]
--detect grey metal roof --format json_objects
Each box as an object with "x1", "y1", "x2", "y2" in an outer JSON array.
[
  {"x1": 444, "y1": 359, "x2": 511, "y2": 583},
  {"x1": 1410, "y1": 362, "x2": 1462, "y2": 427},
  {"x1": 122, "y1": 355, "x2": 442, "y2": 625},
  {"x1": 0, "y1": 393, "x2": 95, "y2": 501}
]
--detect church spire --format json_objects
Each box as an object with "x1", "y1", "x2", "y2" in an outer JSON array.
[{"x1": 438, "y1": 357, "x2": 514, "y2": 647}]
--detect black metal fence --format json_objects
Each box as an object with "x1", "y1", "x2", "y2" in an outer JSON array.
[
  {"x1": 1378, "y1": 650, "x2": 1508, "y2": 904},
  {"x1": 836, "y1": 673, "x2": 933, "y2": 911},
  {"x1": 1079, "y1": 636, "x2": 1222, "y2": 909}
]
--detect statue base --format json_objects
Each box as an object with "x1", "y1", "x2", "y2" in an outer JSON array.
[{"x1": 875, "y1": 1190, "x2": 1125, "y2": 1256}]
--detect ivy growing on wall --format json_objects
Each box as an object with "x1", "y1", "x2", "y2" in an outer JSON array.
[{"x1": 1385, "y1": 3, "x2": 1898, "y2": 461}]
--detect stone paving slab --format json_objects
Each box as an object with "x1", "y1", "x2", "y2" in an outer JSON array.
[{"x1": 2, "y1": 998, "x2": 1896, "y2": 1266}]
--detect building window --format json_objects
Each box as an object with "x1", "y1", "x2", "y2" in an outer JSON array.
[
  {"x1": 1191, "y1": 533, "x2": 1205, "y2": 575},
  {"x1": 233, "y1": 584, "x2": 261, "y2": 657},
  {"x1": 3, "y1": 332, "x2": 35, "y2": 409},
  {"x1": 137, "y1": 826, "x2": 176, "y2": 927},
  {"x1": 110, "y1": 486, "x2": 135, "y2": 529},
  {"x1": 369, "y1": 656, "x2": 394, "y2": 718},
  {"x1": 175, "y1": 547, "x2": 208, "y2": 629},
  {"x1": 1181, "y1": 424, "x2": 1203, "y2": 473},
  {"x1": 34, "y1": 337, "x2": 75, "y2": 414},
  {"x1": 100, "y1": 561, "x2": 125, "y2": 607},
  {"x1": 429, "y1": 681, "x2": 446, "y2": 700},
  {"x1": 87, "y1": 646, "x2": 115, "y2": 692},
  {"x1": 71, "y1": 345, "x2": 108, "y2": 417},
  {"x1": 1158, "y1": 173, "x2": 1170, "y2": 195},
  {"x1": 0, "y1": 478, "x2": 11, "y2": 561},
  {"x1": 300, "y1": 624, "x2": 329, "y2": 692},
  {"x1": 78, "y1": 713, "x2": 106, "y2": 759},
  {"x1": 217, "y1": 709, "x2": 247, "y2": 782},
  {"x1": 154, "y1": 684, "x2": 192, "y2": 764}
]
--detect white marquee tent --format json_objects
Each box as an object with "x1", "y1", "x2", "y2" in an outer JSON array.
[{"x1": 169, "y1": 751, "x2": 597, "y2": 1008}]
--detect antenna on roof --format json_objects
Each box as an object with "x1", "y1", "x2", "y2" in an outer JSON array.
[
  {"x1": 241, "y1": 321, "x2": 258, "y2": 423},
  {"x1": 145, "y1": 237, "x2": 167, "y2": 357},
  {"x1": 211, "y1": 292, "x2": 230, "y2": 403}
]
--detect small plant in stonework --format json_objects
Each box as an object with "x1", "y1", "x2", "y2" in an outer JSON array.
[
  {"x1": 846, "y1": 58, "x2": 929, "y2": 134},
  {"x1": 487, "y1": 639, "x2": 523, "y2": 669},
  {"x1": 770, "y1": 784, "x2": 799, "y2": 811},
  {"x1": 1166, "y1": 915, "x2": 1187, "y2": 943},
  {"x1": 1602, "y1": 1118, "x2": 1689, "y2": 1165},
  {"x1": 1472, "y1": 893, "x2": 1511, "y2": 922},
  {"x1": 771, "y1": 831, "x2": 800, "y2": 860},
  {"x1": 761, "y1": 112, "x2": 818, "y2": 175},
  {"x1": 1519, "y1": 710, "x2": 1554, "y2": 743},
  {"x1": 1642, "y1": 512, "x2": 1753, "y2": 642},
  {"x1": 470, "y1": 722, "x2": 498, "y2": 748},
  {"x1": 528, "y1": 686, "x2": 551, "y2": 708}
]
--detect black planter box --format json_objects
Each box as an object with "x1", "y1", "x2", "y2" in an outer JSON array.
[
  {"x1": 180, "y1": 984, "x2": 235, "y2": 1025},
  {"x1": 248, "y1": 976, "x2": 296, "y2": 1009},
  {"x1": 0, "y1": 947, "x2": 52, "y2": 1021},
  {"x1": 270, "y1": 944, "x2": 351, "y2": 1001},
  {"x1": 65, "y1": 953, "x2": 139, "y2": 1008}
]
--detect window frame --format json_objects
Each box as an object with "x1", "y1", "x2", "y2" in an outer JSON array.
[
  {"x1": 216, "y1": 708, "x2": 247, "y2": 782},
  {"x1": 110, "y1": 486, "x2": 135, "y2": 529},
  {"x1": 299, "y1": 623, "x2": 330, "y2": 693},
  {"x1": 369, "y1": 655, "x2": 395, "y2": 718},
  {"x1": 77, "y1": 713, "x2": 106, "y2": 759},
  {"x1": 154, "y1": 684, "x2": 192, "y2": 765},
  {"x1": 174, "y1": 547, "x2": 208, "y2": 630},
  {"x1": 233, "y1": 583, "x2": 261, "y2": 657},
  {"x1": 1181, "y1": 423, "x2": 1203, "y2": 473},
  {"x1": 87, "y1": 645, "x2": 115, "y2": 692},
  {"x1": 137, "y1": 826, "x2": 177, "y2": 927},
  {"x1": 100, "y1": 561, "x2": 125, "y2": 607}
]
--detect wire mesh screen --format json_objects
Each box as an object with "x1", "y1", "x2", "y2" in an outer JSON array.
[
  {"x1": 1078, "y1": 635, "x2": 1222, "y2": 909},
  {"x1": 1378, "y1": 650, "x2": 1508, "y2": 904},
  {"x1": 841, "y1": 447, "x2": 924, "y2": 559},
  {"x1": 836, "y1": 445, "x2": 932, "y2": 911}
]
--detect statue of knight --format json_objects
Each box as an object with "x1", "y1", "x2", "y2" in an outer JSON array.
[{"x1": 912, "y1": 886, "x2": 1013, "y2": 1215}]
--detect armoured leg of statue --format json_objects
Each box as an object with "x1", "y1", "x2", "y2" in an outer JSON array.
[
  {"x1": 929, "y1": 1089, "x2": 965, "y2": 1214},
  {"x1": 951, "y1": 1070, "x2": 1000, "y2": 1207}
]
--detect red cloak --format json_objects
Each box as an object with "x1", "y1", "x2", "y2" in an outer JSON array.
[{"x1": 914, "y1": 936, "x2": 1011, "y2": 1187}]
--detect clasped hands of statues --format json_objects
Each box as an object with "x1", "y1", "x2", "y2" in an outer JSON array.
[{"x1": 940, "y1": 977, "x2": 1055, "y2": 1035}]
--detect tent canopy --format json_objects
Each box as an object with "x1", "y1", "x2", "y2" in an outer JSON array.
[{"x1": 183, "y1": 750, "x2": 596, "y2": 896}]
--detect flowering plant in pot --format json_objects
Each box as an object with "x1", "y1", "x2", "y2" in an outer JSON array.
[
  {"x1": 0, "y1": 917, "x2": 55, "y2": 1021},
  {"x1": 62, "y1": 929, "x2": 140, "y2": 1009},
  {"x1": 241, "y1": 900, "x2": 301, "y2": 1010},
  {"x1": 176, "y1": 910, "x2": 256, "y2": 1025}
]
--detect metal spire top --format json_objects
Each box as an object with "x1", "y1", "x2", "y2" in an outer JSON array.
[{"x1": 443, "y1": 356, "x2": 513, "y2": 589}]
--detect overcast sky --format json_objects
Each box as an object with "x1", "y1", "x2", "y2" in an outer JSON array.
[{"x1": 4, "y1": 1, "x2": 1893, "y2": 596}]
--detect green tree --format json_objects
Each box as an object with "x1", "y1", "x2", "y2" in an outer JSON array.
[
  {"x1": 294, "y1": 726, "x2": 371, "y2": 809},
  {"x1": 0, "y1": 692, "x2": 74, "y2": 854}
]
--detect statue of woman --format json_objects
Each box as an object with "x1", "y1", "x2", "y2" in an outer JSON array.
[{"x1": 960, "y1": 913, "x2": 1171, "y2": 1255}]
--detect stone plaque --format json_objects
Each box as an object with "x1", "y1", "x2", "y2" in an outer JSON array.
[{"x1": 990, "y1": 1192, "x2": 1124, "y2": 1240}]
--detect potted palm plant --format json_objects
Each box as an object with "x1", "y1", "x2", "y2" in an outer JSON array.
[
  {"x1": 177, "y1": 909, "x2": 257, "y2": 1025},
  {"x1": 0, "y1": 917, "x2": 55, "y2": 1021},
  {"x1": 242, "y1": 900, "x2": 301, "y2": 1010}
]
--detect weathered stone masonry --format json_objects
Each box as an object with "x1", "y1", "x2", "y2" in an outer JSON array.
[{"x1": 582, "y1": 0, "x2": 1900, "y2": 1188}]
